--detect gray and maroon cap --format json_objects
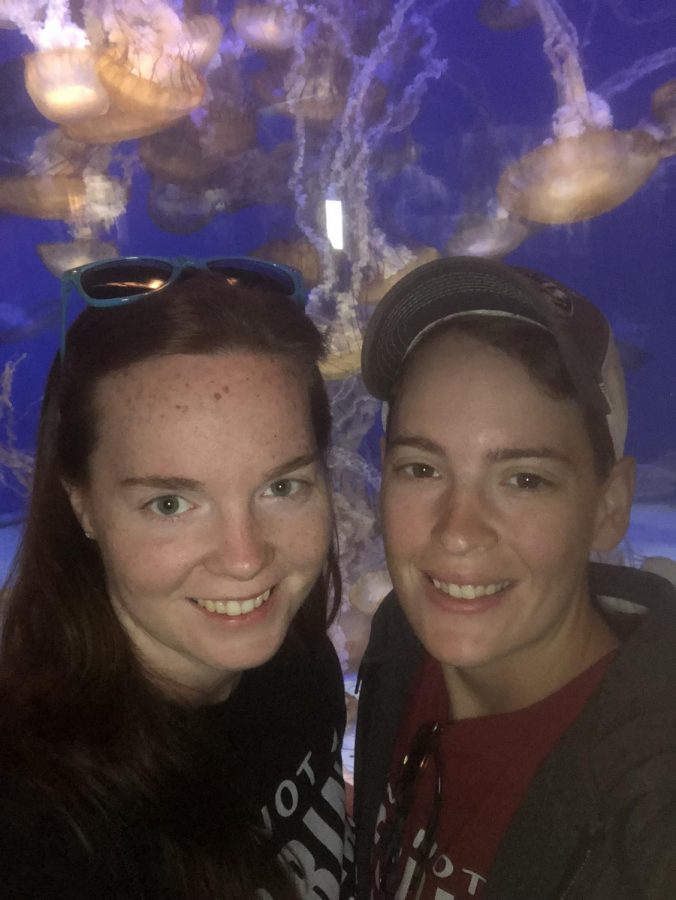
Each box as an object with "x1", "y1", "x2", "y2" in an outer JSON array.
[{"x1": 361, "y1": 255, "x2": 627, "y2": 458}]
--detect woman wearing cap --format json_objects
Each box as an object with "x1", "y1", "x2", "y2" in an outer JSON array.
[
  {"x1": 354, "y1": 256, "x2": 676, "y2": 899},
  {"x1": 0, "y1": 260, "x2": 354, "y2": 899}
]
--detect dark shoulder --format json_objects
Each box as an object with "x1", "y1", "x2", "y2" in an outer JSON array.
[
  {"x1": 364, "y1": 591, "x2": 420, "y2": 662},
  {"x1": 0, "y1": 775, "x2": 141, "y2": 900}
]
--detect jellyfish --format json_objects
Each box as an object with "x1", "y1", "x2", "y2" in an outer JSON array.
[
  {"x1": 37, "y1": 238, "x2": 118, "y2": 277},
  {"x1": 139, "y1": 119, "x2": 214, "y2": 183},
  {"x1": 446, "y1": 209, "x2": 536, "y2": 259},
  {"x1": 260, "y1": 46, "x2": 352, "y2": 124},
  {"x1": 24, "y1": 46, "x2": 109, "y2": 124},
  {"x1": 63, "y1": 104, "x2": 176, "y2": 144},
  {"x1": 148, "y1": 179, "x2": 218, "y2": 234},
  {"x1": 497, "y1": 128, "x2": 663, "y2": 224},
  {"x1": 27, "y1": 128, "x2": 112, "y2": 179},
  {"x1": 291, "y1": 51, "x2": 352, "y2": 124},
  {"x1": 0, "y1": 174, "x2": 87, "y2": 219},
  {"x1": 195, "y1": 61, "x2": 259, "y2": 166},
  {"x1": 492, "y1": 0, "x2": 668, "y2": 225},
  {"x1": 180, "y1": 14, "x2": 224, "y2": 71},
  {"x1": 139, "y1": 110, "x2": 255, "y2": 183},
  {"x1": 232, "y1": 2, "x2": 302, "y2": 54},
  {"x1": 0, "y1": 123, "x2": 122, "y2": 223},
  {"x1": 95, "y1": 44, "x2": 205, "y2": 124}
]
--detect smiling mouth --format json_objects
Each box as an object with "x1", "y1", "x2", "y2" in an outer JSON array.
[
  {"x1": 431, "y1": 578, "x2": 511, "y2": 600},
  {"x1": 191, "y1": 588, "x2": 272, "y2": 617}
]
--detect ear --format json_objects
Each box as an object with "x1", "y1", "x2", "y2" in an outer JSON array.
[
  {"x1": 591, "y1": 456, "x2": 635, "y2": 552},
  {"x1": 61, "y1": 480, "x2": 95, "y2": 539}
]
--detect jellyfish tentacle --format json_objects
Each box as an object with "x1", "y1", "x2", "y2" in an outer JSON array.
[{"x1": 532, "y1": 0, "x2": 595, "y2": 135}]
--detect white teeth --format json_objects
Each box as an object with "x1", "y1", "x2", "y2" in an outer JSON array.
[
  {"x1": 194, "y1": 588, "x2": 271, "y2": 616},
  {"x1": 431, "y1": 578, "x2": 510, "y2": 600}
]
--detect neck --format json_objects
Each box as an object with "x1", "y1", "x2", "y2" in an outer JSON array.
[
  {"x1": 443, "y1": 604, "x2": 619, "y2": 720},
  {"x1": 156, "y1": 670, "x2": 242, "y2": 707}
]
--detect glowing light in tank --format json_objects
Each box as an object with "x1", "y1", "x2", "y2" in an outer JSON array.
[{"x1": 325, "y1": 200, "x2": 344, "y2": 251}]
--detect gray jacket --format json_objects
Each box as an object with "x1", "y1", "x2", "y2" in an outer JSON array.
[{"x1": 354, "y1": 563, "x2": 676, "y2": 899}]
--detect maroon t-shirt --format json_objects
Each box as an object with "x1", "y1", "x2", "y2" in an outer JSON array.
[{"x1": 371, "y1": 652, "x2": 613, "y2": 899}]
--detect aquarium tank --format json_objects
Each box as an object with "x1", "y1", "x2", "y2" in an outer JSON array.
[{"x1": 1, "y1": 0, "x2": 675, "y2": 773}]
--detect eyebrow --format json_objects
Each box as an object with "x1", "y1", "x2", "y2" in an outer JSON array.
[
  {"x1": 387, "y1": 436, "x2": 573, "y2": 466},
  {"x1": 119, "y1": 454, "x2": 320, "y2": 492}
]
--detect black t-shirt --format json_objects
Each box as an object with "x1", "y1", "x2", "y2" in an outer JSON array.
[{"x1": 0, "y1": 632, "x2": 355, "y2": 899}]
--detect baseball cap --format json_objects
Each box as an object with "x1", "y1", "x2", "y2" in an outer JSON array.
[{"x1": 361, "y1": 255, "x2": 627, "y2": 459}]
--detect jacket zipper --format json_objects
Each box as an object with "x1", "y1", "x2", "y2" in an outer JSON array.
[{"x1": 555, "y1": 823, "x2": 603, "y2": 899}]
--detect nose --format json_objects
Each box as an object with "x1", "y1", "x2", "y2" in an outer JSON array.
[
  {"x1": 202, "y1": 509, "x2": 272, "y2": 580},
  {"x1": 432, "y1": 484, "x2": 498, "y2": 556}
]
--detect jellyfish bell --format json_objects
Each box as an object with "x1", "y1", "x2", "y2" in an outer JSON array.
[
  {"x1": 24, "y1": 46, "x2": 109, "y2": 124},
  {"x1": 198, "y1": 103, "x2": 258, "y2": 164},
  {"x1": 148, "y1": 179, "x2": 218, "y2": 234},
  {"x1": 0, "y1": 174, "x2": 89, "y2": 219},
  {"x1": 180, "y1": 14, "x2": 223, "y2": 70},
  {"x1": 139, "y1": 119, "x2": 211, "y2": 183},
  {"x1": 96, "y1": 44, "x2": 205, "y2": 123},
  {"x1": 139, "y1": 110, "x2": 256, "y2": 183},
  {"x1": 28, "y1": 128, "x2": 110, "y2": 178},
  {"x1": 63, "y1": 103, "x2": 177, "y2": 144},
  {"x1": 497, "y1": 129, "x2": 663, "y2": 225},
  {"x1": 446, "y1": 210, "x2": 535, "y2": 259},
  {"x1": 232, "y1": 3, "x2": 303, "y2": 53},
  {"x1": 37, "y1": 238, "x2": 118, "y2": 277},
  {"x1": 284, "y1": 51, "x2": 352, "y2": 123},
  {"x1": 478, "y1": 0, "x2": 538, "y2": 30}
]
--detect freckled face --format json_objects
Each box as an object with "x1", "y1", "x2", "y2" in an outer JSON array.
[
  {"x1": 68, "y1": 352, "x2": 331, "y2": 701},
  {"x1": 381, "y1": 332, "x2": 628, "y2": 682}
]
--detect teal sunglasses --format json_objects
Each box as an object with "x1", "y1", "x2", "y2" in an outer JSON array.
[{"x1": 59, "y1": 255, "x2": 308, "y2": 356}]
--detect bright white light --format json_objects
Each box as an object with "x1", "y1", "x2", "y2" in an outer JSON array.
[{"x1": 325, "y1": 199, "x2": 344, "y2": 250}]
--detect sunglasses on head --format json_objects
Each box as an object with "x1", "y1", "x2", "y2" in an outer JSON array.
[{"x1": 59, "y1": 255, "x2": 309, "y2": 356}]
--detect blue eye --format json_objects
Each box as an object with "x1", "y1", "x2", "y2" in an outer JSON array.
[{"x1": 148, "y1": 495, "x2": 191, "y2": 516}]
